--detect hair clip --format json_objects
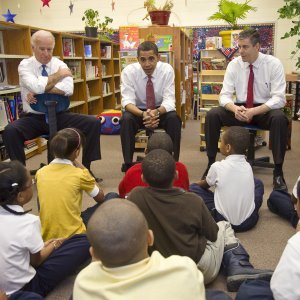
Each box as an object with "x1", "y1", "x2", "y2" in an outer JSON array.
[{"x1": 11, "y1": 183, "x2": 19, "y2": 187}]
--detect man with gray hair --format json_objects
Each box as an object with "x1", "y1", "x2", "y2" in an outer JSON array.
[{"x1": 3, "y1": 30, "x2": 101, "y2": 180}]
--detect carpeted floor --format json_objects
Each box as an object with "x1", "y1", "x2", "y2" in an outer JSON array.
[{"x1": 25, "y1": 119, "x2": 300, "y2": 299}]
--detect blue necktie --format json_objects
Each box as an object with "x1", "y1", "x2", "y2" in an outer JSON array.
[{"x1": 41, "y1": 64, "x2": 48, "y2": 76}]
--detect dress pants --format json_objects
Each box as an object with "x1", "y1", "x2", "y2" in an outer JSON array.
[
  {"x1": 10, "y1": 234, "x2": 90, "y2": 298},
  {"x1": 3, "y1": 111, "x2": 101, "y2": 169},
  {"x1": 205, "y1": 107, "x2": 288, "y2": 165},
  {"x1": 120, "y1": 110, "x2": 181, "y2": 163}
]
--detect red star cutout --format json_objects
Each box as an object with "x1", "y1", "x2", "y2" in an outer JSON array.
[{"x1": 41, "y1": 0, "x2": 51, "y2": 7}]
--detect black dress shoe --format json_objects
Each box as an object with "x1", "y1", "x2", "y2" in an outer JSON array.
[
  {"x1": 273, "y1": 175, "x2": 287, "y2": 191},
  {"x1": 30, "y1": 163, "x2": 47, "y2": 176},
  {"x1": 121, "y1": 163, "x2": 133, "y2": 173}
]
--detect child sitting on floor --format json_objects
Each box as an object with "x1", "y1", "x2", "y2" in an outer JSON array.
[
  {"x1": 0, "y1": 161, "x2": 89, "y2": 299},
  {"x1": 73, "y1": 199, "x2": 208, "y2": 300},
  {"x1": 36, "y1": 128, "x2": 117, "y2": 241},
  {"x1": 190, "y1": 126, "x2": 264, "y2": 232},
  {"x1": 118, "y1": 132, "x2": 189, "y2": 198}
]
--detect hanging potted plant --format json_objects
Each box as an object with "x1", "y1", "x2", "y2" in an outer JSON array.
[
  {"x1": 143, "y1": 0, "x2": 174, "y2": 26},
  {"x1": 82, "y1": 9, "x2": 100, "y2": 37},
  {"x1": 208, "y1": 0, "x2": 257, "y2": 47}
]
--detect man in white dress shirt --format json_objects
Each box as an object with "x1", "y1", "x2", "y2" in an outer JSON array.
[
  {"x1": 120, "y1": 41, "x2": 181, "y2": 172},
  {"x1": 3, "y1": 30, "x2": 101, "y2": 179},
  {"x1": 204, "y1": 29, "x2": 288, "y2": 191}
]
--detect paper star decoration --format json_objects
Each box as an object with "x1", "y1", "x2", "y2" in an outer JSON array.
[
  {"x1": 111, "y1": 0, "x2": 115, "y2": 11},
  {"x1": 69, "y1": 1, "x2": 74, "y2": 15},
  {"x1": 2, "y1": 9, "x2": 17, "y2": 23},
  {"x1": 41, "y1": 0, "x2": 51, "y2": 7}
]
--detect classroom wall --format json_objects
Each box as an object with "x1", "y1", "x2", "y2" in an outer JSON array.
[{"x1": 1, "y1": 0, "x2": 298, "y2": 72}]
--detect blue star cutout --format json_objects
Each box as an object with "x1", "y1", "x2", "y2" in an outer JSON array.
[
  {"x1": 2, "y1": 9, "x2": 17, "y2": 23},
  {"x1": 69, "y1": 1, "x2": 74, "y2": 15}
]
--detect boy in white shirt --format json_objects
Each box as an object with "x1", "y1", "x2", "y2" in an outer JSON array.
[{"x1": 190, "y1": 126, "x2": 264, "y2": 232}]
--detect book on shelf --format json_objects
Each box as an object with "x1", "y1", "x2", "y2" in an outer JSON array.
[
  {"x1": 85, "y1": 61, "x2": 96, "y2": 79},
  {"x1": 66, "y1": 61, "x2": 81, "y2": 79},
  {"x1": 0, "y1": 32, "x2": 4, "y2": 54},
  {"x1": 0, "y1": 100, "x2": 8, "y2": 128},
  {"x1": 119, "y1": 51, "x2": 138, "y2": 72},
  {"x1": 211, "y1": 58, "x2": 226, "y2": 70},
  {"x1": 201, "y1": 84, "x2": 213, "y2": 94},
  {"x1": 63, "y1": 38, "x2": 75, "y2": 57},
  {"x1": 205, "y1": 37, "x2": 222, "y2": 50},
  {"x1": 24, "y1": 139, "x2": 37, "y2": 149},
  {"x1": 84, "y1": 45, "x2": 92, "y2": 58},
  {"x1": 101, "y1": 46, "x2": 112, "y2": 59},
  {"x1": 231, "y1": 30, "x2": 242, "y2": 48},
  {"x1": 0, "y1": 60, "x2": 7, "y2": 85},
  {"x1": 102, "y1": 81, "x2": 110, "y2": 94},
  {"x1": 211, "y1": 83, "x2": 223, "y2": 94},
  {"x1": 201, "y1": 59, "x2": 212, "y2": 70},
  {"x1": 119, "y1": 26, "x2": 139, "y2": 51},
  {"x1": 155, "y1": 35, "x2": 173, "y2": 51},
  {"x1": 159, "y1": 52, "x2": 173, "y2": 65}
]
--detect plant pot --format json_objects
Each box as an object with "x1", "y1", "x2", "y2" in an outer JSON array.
[
  {"x1": 149, "y1": 10, "x2": 171, "y2": 26},
  {"x1": 219, "y1": 30, "x2": 232, "y2": 48},
  {"x1": 85, "y1": 27, "x2": 98, "y2": 38}
]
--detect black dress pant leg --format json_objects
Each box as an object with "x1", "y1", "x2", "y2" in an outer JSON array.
[
  {"x1": 159, "y1": 111, "x2": 182, "y2": 161},
  {"x1": 252, "y1": 109, "x2": 288, "y2": 165},
  {"x1": 120, "y1": 111, "x2": 142, "y2": 164},
  {"x1": 3, "y1": 114, "x2": 48, "y2": 165},
  {"x1": 205, "y1": 107, "x2": 242, "y2": 159}
]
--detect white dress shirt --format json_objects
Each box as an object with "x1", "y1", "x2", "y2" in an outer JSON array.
[
  {"x1": 206, "y1": 154, "x2": 255, "y2": 225},
  {"x1": 0, "y1": 205, "x2": 44, "y2": 295},
  {"x1": 220, "y1": 52, "x2": 286, "y2": 109},
  {"x1": 121, "y1": 61, "x2": 176, "y2": 112},
  {"x1": 271, "y1": 232, "x2": 300, "y2": 300},
  {"x1": 18, "y1": 56, "x2": 74, "y2": 114}
]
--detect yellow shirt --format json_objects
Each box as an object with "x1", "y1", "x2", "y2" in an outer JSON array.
[
  {"x1": 73, "y1": 251, "x2": 205, "y2": 300},
  {"x1": 36, "y1": 160, "x2": 96, "y2": 241}
]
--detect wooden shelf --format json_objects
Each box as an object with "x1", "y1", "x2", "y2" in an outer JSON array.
[
  {"x1": 0, "y1": 21, "x2": 120, "y2": 161},
  {"x1": 103, "y1": 92, "x2": 113, "y2": 97},
  {"x1": 69, "y1": 100, "x2": 85, "y2": 108},
  {"x1": 88, "y1": 96, "x2": 101, "y2": 102},
  {"x1": 201, "y1": 70, "x2": 226, "y2": 76},
  {"x1": 201, "y1": 94, "x2": 220, "y2": 101}
]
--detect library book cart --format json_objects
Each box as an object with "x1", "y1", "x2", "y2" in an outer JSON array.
[{"x1": 0, "y1": 21, "x2": 120, "y2": 162}]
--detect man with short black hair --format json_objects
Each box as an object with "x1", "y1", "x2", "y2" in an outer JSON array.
[
  {"x1": 120, "y1": 41, "x2": 181, "y2": 172},
  {"x1": 204, "y1": 28, "x2": 288, "y2": 191}
]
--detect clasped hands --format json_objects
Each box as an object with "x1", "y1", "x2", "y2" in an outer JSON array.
[
  {"x1": 143, "y1": 109, "x2": 159, "y2": 129},
  {"x1": 234, "y1": 105, "x2": 255, "y2": 123}
]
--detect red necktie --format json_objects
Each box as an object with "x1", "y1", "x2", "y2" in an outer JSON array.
[
  {"x1": 246, "y1": 64, "x2": 254, "y2": 108},
  {"x1": 146, "y1": 76, "x2": 155, "y2": 109}
]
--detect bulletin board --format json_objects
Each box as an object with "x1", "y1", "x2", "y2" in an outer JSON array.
[{"x1": 186, "y1": 23, "x2": 275, "y2": 61}]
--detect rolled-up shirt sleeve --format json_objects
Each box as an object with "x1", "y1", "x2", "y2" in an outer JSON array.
[{"x1": 55, "y1": 74, "x2": 74, "y2": 96}]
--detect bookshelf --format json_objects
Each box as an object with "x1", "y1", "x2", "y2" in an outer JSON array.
[
  {"x1": 138, "y1": 26, "x2": 193, "y2": 127},
  {"x1": 198, "y1": 49, "x2": 229, "y2": 151},
  {"x1": 0, "y1": 21, "x2": 120, "y2": 161}
]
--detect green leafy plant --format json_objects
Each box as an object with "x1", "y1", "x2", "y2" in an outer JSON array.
[
  {"x1": 278, "y1": 0, "x2": 300, "y2": 69},
  {"x1": 143, "y1": 0, "x2": 174, "y2": 20},
  {"x1": 208, "y1": 0, "x2": 257, "y2": 29},
  {"x1": 82, "y1": 9, "x2": 114, "y2": 33},
  {"x1": 82, "y1": 9, "x2": 100, "y2": 28}
]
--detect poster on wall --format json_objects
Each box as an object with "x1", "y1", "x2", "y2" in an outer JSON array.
[{"x1": 187, "y1": 23, "x2": 275, "y2": 61}]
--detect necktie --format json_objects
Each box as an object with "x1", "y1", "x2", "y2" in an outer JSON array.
[
  {"x1": 246, "y1": 64, "x2": 254, "y2": 108},
  {"x1": 41, "y1": 64, "x2": 48, "y2": 76},
  {"x1": 146, "y1": 76, "x2": 155, "y2": 109}
]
